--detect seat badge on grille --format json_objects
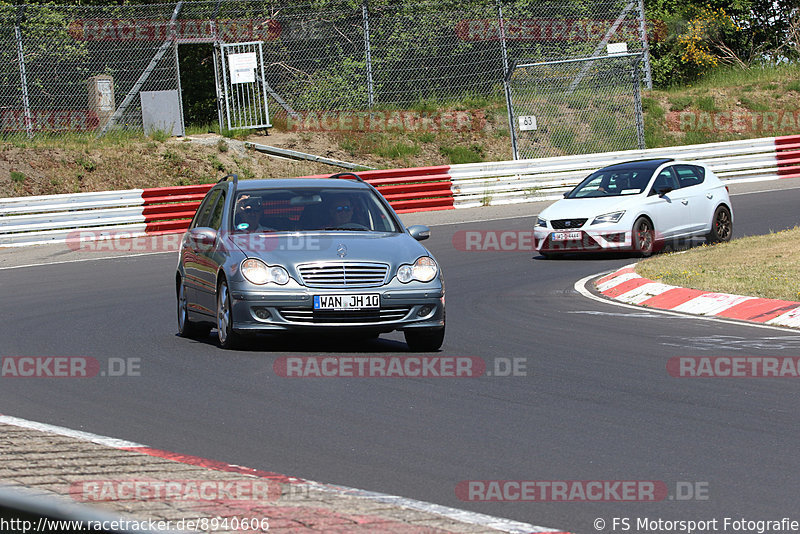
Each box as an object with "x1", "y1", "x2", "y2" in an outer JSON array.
[
  {"x1": 336, "y1": 243, "x2": 347, "y2": 258},
  {"x1": 565, "y1": 221, "x2": 571, "y2": 227}
]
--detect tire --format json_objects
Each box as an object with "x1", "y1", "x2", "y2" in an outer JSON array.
[
  {"x1": 216, "y1": 278, "x2": 242, "y2": 349},
  {"x1": 404, "y1": 310, "x2": 445, "y2": 352},
  {"x1": 177, "y1": 277, "x2": 211, "y2": 339},
  {"x1": 540, "y1": 252, "x2": 563, "y2": 260},
  {"x1": 706, "y1": 206, "x2": 733, "y2": 244},
  {"x1": 632, "y1": 217, "x2": 655, "y2": 257}
]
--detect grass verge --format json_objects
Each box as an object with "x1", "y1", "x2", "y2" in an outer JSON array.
[{"x1": 636, "y1": 227, "x2": 800, "y2": 302}]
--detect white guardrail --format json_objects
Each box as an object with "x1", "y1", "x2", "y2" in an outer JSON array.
[
  {"x1": 0, "y1": 190, "x2": 146, "y2": 247},
  {"x1": 0, "y1": 136, "x2": 792, "y2": 247},
  {"x1": 449, "y1": 137, "x2": 780, "y2": 208}
]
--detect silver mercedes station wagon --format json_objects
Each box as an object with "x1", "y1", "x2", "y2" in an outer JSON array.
[{"x1": 176, "y1": 173, "x2": 445, "y2": 351}]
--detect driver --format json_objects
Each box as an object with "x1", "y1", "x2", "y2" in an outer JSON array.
[
  {"x1": 325, "y1": 195, "x2": 353, "y2": 228},
  {"x1": 234, "y1": 195, "x2": 263, "y2": 231}
]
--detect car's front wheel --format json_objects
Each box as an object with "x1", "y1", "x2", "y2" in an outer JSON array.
[
  {"x1": 216, "y1": 278, "x2": 242, "y2": 349},
  {"x1": 177, "y1": 277, "x2": 210, "y2": 339},
  {"x1": 632, "y1": 217, "x2": 655, "y2": 257},
  {"x1": 404, "y1": 312, "x2": 445, "y2": 352},
  {"x1": 706, "y1": 205, "x2": 733, "y2": 244}
]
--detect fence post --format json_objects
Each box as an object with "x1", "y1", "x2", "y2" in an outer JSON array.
[
  {"x1": 15, "y1": 6, "x2": 33, "y2": 139},
  {"x1": 362, "y1": 2, "x2": 374, "y2": 110},
  {"x1": 632, "y1": 56, "x2": 646, "y2": 149},
  {"x1": 637, "y1": 0, "x2": 653, "y2": 90},
  {"x1": 497, "y1": 0, "x2": 518, "y2": 160}
]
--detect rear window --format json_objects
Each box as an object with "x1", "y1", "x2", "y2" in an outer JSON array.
[{"x1": 675, "y1": 165, "x2": 705, "y2": 188}]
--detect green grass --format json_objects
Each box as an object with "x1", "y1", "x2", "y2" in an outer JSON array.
[
  {"x1": 668, "y1": 95, "x2": 693, "y2": 111},
  {"x1": 696, "y1": 96, "x2": 717, "y2": 112},
  {"x1": 375, "y1": 140, "x2": 419, "y2": 159},
  {"x1": 637, "y1": 227, "x2": 800, "y2": 302},
  {"x1": 738, "y1": 96, "x2": 771, "y2": 112},
  {"x1": 148, "y1": 128, "x2": 170, "y2": 142},
  {"x1": 10, "y1": 171, "x2": 25, "y2": 183},
  {"x1": 439, "y1": 144, "x2": 485, "y2": 164}
]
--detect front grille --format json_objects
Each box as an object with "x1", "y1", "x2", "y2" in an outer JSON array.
[
  {"x1": 278, "y1": 307, "x2": 410, "y2": 324},
  {"x1": 551, "y1": 218, "x2": 588, "y2": 229},
  {"x1": 297, "y1": 262, "x2": 389, "y2": 288}
]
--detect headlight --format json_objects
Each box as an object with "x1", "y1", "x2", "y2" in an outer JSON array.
[
  {"x1": 397, "y1": 256, "x2": 438, "y2": 283},
  {"x1": 536, "y1": 217, "x2": 547, "y2": 228},
  {"x1": 241, "y1": 258, "x2": 289, "y2": 285},
  {"x1": 591, "y1": 211, "x2": 626, "y2": 225}
]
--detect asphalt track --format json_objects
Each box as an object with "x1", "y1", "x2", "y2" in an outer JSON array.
[{"x1": 2, "y1": 185, "x2": 800, "y2": 532}]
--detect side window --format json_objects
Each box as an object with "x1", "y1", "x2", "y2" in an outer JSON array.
[
  {"x1": 675, "y1": 165, "x2": 706, "y2": 188},
  {"x1": 649, "y1": 167, "x2": 679, "y2": 195},
  {"x1": 190, "y1": 189, "x2": 221, "y2": 229},
  {"x1": 208, "y1": 191, "x2": 227, "y2": 230}
]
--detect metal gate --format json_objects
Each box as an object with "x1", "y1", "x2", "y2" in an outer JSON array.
[
  {"x1": 214, "y1": 41, "x2": 271, "y2": 131},
  {"x1": 506, "y1": 53, "x2": 645, "y2": 160}
]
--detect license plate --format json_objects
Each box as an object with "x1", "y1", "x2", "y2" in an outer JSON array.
[
  {"x1": 551, "y1": 231, "x2": 583, "y2": 241},
  {"x1": 313, "y1": 294, "x2": 380, "y2": 310}
]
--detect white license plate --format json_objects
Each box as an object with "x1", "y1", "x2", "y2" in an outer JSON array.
[
  {"x1": 551, "y1": 231, "x2": 583, "y2": 241},
  {"x1": 314, "y1": 294, "x2": 380, "y2": 310}
]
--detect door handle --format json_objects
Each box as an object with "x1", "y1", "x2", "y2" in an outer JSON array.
[
  {"x1": 681, "y1": 199, "x2": 689, "y2": 205},
  {"x1": 706, "y1": 193, "x2": 713, "y2": 199}
]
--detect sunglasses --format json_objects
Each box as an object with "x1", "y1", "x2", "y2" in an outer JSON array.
[{"x1": 334, "y1": 205, "x2": 351, "y2": 213}]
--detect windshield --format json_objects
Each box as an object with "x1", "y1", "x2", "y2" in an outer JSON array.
[
  {"x1": 232, "y1": 187, "x2": 402, "y2": 233},
  {"x1": 566, "y1": 168, "x2": 654, "y2": 198}
]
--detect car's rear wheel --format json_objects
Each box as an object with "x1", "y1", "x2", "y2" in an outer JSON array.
[
  {"x1": 706, "y1": 206, "x2": 732, "y2": 244},
  {"x1": 216, "y1": 278, "x2": 241, "y2": 349},
  {"x1": 632, "y1": 217, "x2": 655, "y2": 257},
  {"x1": 177, "y1": 277, "x2": 210, "y2": 339}
]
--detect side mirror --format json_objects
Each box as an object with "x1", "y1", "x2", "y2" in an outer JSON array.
[
  {"x1": 407, "y1": 225, "x2": 431, "y2": 241},
  {"x1": 189, "y1": 227, "x2": 217, "y2": 247},
  {"x1": 657, "y1": 187, "x2": 673, "y2": 197}
]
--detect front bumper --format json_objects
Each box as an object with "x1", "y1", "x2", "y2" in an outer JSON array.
[
  {"x1": 533, "y1": 227, "x2": 634, "y2": 253},
  {"x1": 228, "y1": 286, "x2": 445, "y2": 333}
]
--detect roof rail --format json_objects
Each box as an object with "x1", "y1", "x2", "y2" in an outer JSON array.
[
  {"x1": 328, "y1": 172, "x2": 364, "y2": 183},
  {"x1": 218, "y1": 173, "x2": 239, "y2": 185}
]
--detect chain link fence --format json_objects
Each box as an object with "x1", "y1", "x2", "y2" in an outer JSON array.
[
  {"x1": 0, "y1": 0, "x2": 652, "y2": 150},
  {"x1": 508, "y1": 54, "x2": 645, "y2": 160}
]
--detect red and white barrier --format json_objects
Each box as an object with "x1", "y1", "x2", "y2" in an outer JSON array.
[{"x1": 1, "y1": 135, "x2": 798, "y2": 247}]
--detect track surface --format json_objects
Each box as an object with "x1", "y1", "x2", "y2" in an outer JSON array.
[{"x1": 2, "y1": 187, "x2": 800, "y2": 531}]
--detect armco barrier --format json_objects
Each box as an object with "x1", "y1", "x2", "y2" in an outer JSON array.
[
  {"x1": 775, "y1": 135, "x2": 800, "y2": 179},
  {"x1": 449, "y1": 136, "x2": 796, "y2": 208},
  {"x1": 0, "y1": 166, "x2": 454, "y2": 247},
  {"x1": 2, "y1": 135, "x2": 798, "y2": 247}
]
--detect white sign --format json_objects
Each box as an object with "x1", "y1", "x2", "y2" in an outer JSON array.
[
  {"x1": 519, "y1": 115, "x2": 537, "y2": 131},
  {"x1": 607, "y1": 42, "x2": 628, "y2": 55},
  {"x1": 228, "y1": 52, "x2": 258, "y2": 84}
]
